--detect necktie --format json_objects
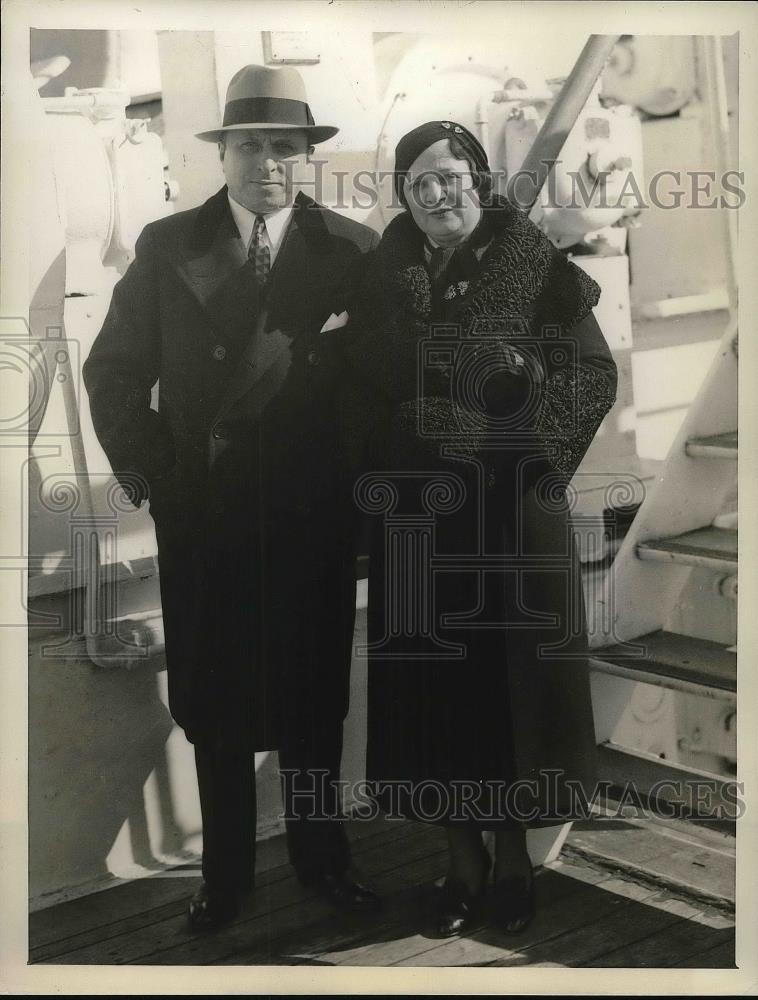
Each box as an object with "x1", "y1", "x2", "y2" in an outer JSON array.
[
  {"x1": 249, "y1": 215, "x2": 271, "y2": 286},
  {"x1": 425, "y1": 239, "x2": 456, "y2": 284}
]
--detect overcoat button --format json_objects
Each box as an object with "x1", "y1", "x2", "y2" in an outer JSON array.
[
  {"x1": 212, "y1": 345, "x2": 226, "y2": 361},
  {"x1": 307, "y1": 350, "x2": 319, "y2": 366},
  {"x1": 213, "y1": 424, "x2": 228, "y2": 439}
]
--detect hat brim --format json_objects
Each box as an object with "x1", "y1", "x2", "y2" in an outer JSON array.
[{"x1": 196, "y1": 122, "x2": 339, "y2": 144}]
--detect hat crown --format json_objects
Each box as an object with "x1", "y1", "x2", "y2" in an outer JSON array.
[
  {"x1": 225, "y1": 64, "x2": 308, "y2": 105},
  {"x1": 195, "y1": 62, "x2": 338, "y2": 143}
]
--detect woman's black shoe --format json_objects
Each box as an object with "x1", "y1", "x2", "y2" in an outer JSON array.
[
  {"x1": 492, "y1": 867, "x2": 536, "y2": 934},
  {"x1": 434, "y1": 879, "x2": 486, "y2": 937}
]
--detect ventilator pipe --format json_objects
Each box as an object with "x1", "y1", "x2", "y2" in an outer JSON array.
[
  {"x1": 41, "y1": 87, "x2": 130, "y2": 120},
  {"x1": 505, "y1": 34, "x2": 621, "y2": 211},
  {"x1": 492, "y1": 79, "x2": 553, "y2": 104}
]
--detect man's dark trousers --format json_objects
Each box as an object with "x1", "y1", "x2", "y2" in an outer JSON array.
[
  {"x1": 191, "y1": 493, "x2": 358, "y2": 896},
  {"x1": 194, "y1": 725, "x2": 349, "y2": 894}
]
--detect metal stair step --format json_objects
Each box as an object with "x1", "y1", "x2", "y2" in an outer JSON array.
[
  {"x1": 591, "y1": 629, "x2": 736, "y2": 694},
  {"x1": 594, "y1": 742, "x2": 739, "y2": 828},
  {"x1": 637, "y1": 526, "x2": 737, "y2": 571},
  {"x1": 563, "y1": 809, "x2": 735, "y2": 910},
  {"x1": 685, "y1": 431, "x2": 738, "y2": 459}
]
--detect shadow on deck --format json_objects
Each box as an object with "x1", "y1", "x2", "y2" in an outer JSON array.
[{"x1": 29, "y1": 817, "x2": 735, "y2": 968}]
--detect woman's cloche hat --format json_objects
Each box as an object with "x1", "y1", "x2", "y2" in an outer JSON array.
[{"x1": 196, "y1": 64, "x2": 339, "y2": 144}]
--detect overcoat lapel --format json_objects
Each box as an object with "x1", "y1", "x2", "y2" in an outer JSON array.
[
  {"x1": 264, "y1": 191, "x2": 333, "y2": 333},
  {"x1": 213, "y1": 191, "x2": 333, "y2": 422},
  {"x1": 164, "y1": 185, "x2": 266, "y2": 377}
]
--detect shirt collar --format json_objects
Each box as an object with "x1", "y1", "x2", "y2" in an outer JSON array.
[
  {"x1": 227, "y1": 193, "x2": 295, "y2": 252},
  {"x1": 423, "y1": 213, "x2": 493, "y2": 266}
]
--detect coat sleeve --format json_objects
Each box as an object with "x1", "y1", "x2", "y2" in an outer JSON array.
[
  {"x1": 82, "y1": 224, "x2": 177, "y2": 507},
  {"x1": 450, "y1": 254, "x2": 618, "y2": 480},
  {"x1": 328, "y1": 236, "x2": 379, "y2": 328},
  {"x1": 339, "y1": 259, "x2": 442, "y2": 402},
  {"x1": 531, "y1": 256, "x2": 618, "y2": 479}
]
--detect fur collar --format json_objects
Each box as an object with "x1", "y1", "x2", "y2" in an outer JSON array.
[{"x1": 374, "y1": 195, "x2": 600, "y2": 332}]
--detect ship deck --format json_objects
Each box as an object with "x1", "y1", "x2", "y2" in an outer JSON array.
[{"x1": 30, "y1": 814, "x2": 736, "y2": 969}]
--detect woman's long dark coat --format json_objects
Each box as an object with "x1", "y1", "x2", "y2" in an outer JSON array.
[{"x1": 340, "y1": 196, "x2": 618, "y2": 827}]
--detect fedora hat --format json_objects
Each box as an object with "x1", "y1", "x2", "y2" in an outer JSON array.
[{"x1": 196, "y1": 64, "x2": 338, "y2": 144}]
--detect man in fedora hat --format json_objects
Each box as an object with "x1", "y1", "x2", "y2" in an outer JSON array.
[{"x1": 84, "y1": 64, "x2": 380, "y2": 930}]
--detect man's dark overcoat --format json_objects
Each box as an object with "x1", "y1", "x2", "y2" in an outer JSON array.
[{"x1": 83, "y1": 186, "x2": 378, "y2": 747}]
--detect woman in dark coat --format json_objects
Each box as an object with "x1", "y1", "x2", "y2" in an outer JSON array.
[{"x1": 341, "y1": 121, "x2": 618, "y2": 936}]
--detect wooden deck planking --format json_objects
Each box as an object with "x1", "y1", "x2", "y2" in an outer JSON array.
[
  {"x1": 673, "y1": 937, "x2": 736, "y2": 968},
  {"x1": 213, "y1": 878, "x2": 435, "y2": 966},
  {"x1": 326, "y1": 863, "x2": 617, "y2": 967},
  {"x1": 44, "y1": 826, "x2": 445, "y2": 965},
  {"x1": 586, "y1": 917, "x2": 734, "y2": 967},
  {"x1": 329, "y1": 857, "x2": 612, "y2": 965},
  {"x1": 308, "y1": 858, "x2": 609, "y2": 967},
  {"x1": 30, "y1": 873, "x2": 198, "y2": 956},
  {"x1": 391, "y1": 871, "x2": 663, "y2": 968},
  {"x1": 30, "y1": 818, "x2": 735, "y2": 969},
  {"x1": 389, "y1": 899, "x2": 628, "y2": 967},
  {"x1": 131, "y1": 847, "x2": 450, "y2": 966},
  {"x1": 488, "y1": 897, "x2": 684, "y2": 967},
  {"x1": 31, "y1": 816, "x2": 427, "y2": 964}
]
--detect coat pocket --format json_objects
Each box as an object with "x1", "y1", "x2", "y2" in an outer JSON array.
[{"x1": 147, "y1": 464, "x2": 185, "y2": 523}]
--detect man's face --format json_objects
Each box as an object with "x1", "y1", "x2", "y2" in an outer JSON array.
[{"x1": 220, "y1": 129, "x2": 311, "y2": 214}]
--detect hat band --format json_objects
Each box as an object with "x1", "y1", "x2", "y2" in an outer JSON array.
[{"x1": 222, "y1": 96, "x2": 316, "y2": 129}]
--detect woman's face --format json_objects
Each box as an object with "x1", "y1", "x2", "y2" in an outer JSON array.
[{"x1": 403, "y1": 139, "x2": 482, "y2": 246}]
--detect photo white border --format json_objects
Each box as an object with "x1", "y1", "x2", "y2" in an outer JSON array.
[{"x1": 2, "y1": 0, "x2": 757, "y2": 993}]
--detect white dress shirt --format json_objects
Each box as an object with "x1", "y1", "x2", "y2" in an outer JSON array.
[{"x1": 227, "y1": 194, "x2": 294, "y2": 267}]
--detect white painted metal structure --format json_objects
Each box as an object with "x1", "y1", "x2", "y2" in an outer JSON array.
[
  {"x1": 590, "y1": 321, "x2": 737, "y2": 649},
  {"x1": 589, "y1": 37, "x2": 738, "y2": 804}
]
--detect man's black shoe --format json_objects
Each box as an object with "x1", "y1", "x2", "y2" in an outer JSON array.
[
  {"x1": 187, "y1": 880, "x2": 242, "y2": 932},
  {"x1": 309, "y1": 871, "x2": 382, "y2": 910}
]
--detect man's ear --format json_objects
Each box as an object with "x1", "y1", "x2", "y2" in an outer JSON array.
[
  {"x1": 306, "y1": 145, "x2": 316, "y2": 162},
  {"x1": 218, "y1": 139, "x2": 225, "y2": 162}
]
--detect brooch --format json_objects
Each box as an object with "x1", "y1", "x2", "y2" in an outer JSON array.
[{"x1": 443, "y1": 280, "x2": 470, "y2": 300}]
